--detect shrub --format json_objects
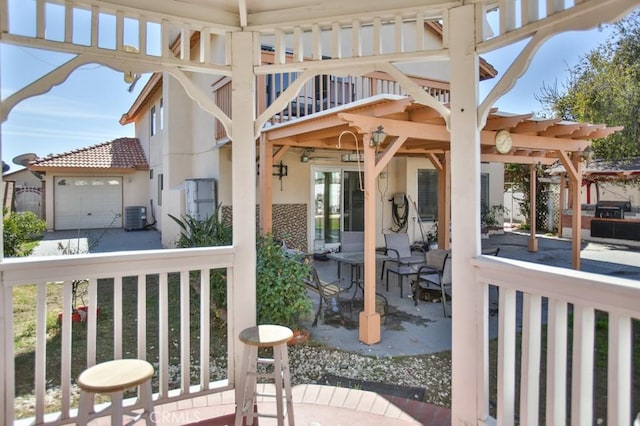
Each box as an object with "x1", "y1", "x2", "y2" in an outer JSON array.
[
  {"x1": 3, "y1": 210, "x2": 46, "y2": 257},
  {"x1": 169, "y1": 211, "x2": 312, "y2": 329},
  {"x1": 169, "y1": 206, "x2": 232, "y2": 315},
  {"x1": 256, "y1": 233, "x2": 312, "y2": 329}
]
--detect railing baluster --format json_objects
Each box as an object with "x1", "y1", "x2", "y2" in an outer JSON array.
[
  {"x1": 394, "y1": 15, "x2": 403, "y2": 54},
  {"x1": 161, "y1": 19, "x2": 171, "y2": 59},
  {"x1": 159, "y1": 272, "x2": 169, "y2": 397},
  {"x1": 607, "y1": 312, "x2": 631, "y2": 426},
  {"x1": 200, "y1": 28, "x2": 212, "y2": 64},
  {"x1": 0, "y1": 0, "x2": 8, "y2": 34},
  {"x1": 180, "y1": 24, "x2": 191, "y2": 61},
  {"x1": 180, "y1": 271, "x2": 191, "y2": 394},
  {"x1": 61, "y1": 281, "x2": 73, "y2": 418},
  {"x1": 519, "y1": 294, "x2": 541, "y2": 425},
  {"x1": 497, "y1": 287, "x2": 516, "y2": 424},
  {"x1": 200, "y1": 269, "x2": 211, "y2": 390},
  {"x1": 352, "y1": 19, "x2": 362, "y2": 58},
  {"x1": 87, "y1": 278, "x2": 98, "y2": 366},
  {"x1": 139, "y1": 16, "x2": 148, "y2": 56},
  {"x1": 90, "y1": 5, "x2": 98, "y2": 48},
  {"x1": 1, "y1": 282, "x2": 14, "y2": 425},
  {"x1": 114, "y1": 275, "x2": 123, "y2": 359},
  {"x1": 571, "y1": 305, "x2": 595, "y2": 426},
  {"x1": 547, "y1": 0, "x2": 566, "y2": 16},
  {"x1": 415, "y1": 12, "x2": 424, "y2": 51},
  {"x1": 372, "y1": 17, "x2": 382, "y2": 55},
  {"x1": 36, "y1": 0, "x2": 45, "y2": 39},
  {"x1": 64, "y1": 2, "x2": 73, "y2": 43},
  {"x1": 545, "y1": 298, "x2": 567, "y2": 426},
  {"x1": 137, "y1": 274, "x2": 147, "y2": 360},
  {"x1": 293, "y1": 27, "x2": 304, "y2": 62},
  {"x1": 311, "y1": 24, "x2": 322, "y2": 60},
  {"x1": 116, "y1": 10, "x2": 124, "y2": 51},
  {"x1": 331, "y1": 22, "x2": 341, "y2": 59},
  {"x1": 275, "y1": 29, "x2": 286, "y2": 65},
  {"x1": 35, "y1": 283, "x2": 48, "y2": 424}
]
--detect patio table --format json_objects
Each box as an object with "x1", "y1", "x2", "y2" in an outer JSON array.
[{"x1": 326, "y1": 251, "x2": 390, "y2": 297}]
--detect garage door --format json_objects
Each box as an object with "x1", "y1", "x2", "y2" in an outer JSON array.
[{"x1": 54, "y1": 177, "x2": 123, "y2": 230}]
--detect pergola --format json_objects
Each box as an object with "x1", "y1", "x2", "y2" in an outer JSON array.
[
  {"x1": 1, "y1": 0, "x2": 637, "y2": 424},
  {"x1": 259, "y1": 95, "x2": 622, "y2": 341}
]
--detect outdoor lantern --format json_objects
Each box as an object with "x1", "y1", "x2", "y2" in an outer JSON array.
[{"x1": 371, "y1": 125, "x2": 387, "y2": 147}]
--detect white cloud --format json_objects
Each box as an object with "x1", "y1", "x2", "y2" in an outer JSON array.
[
  {"x1": 8, "y1": 95, "x2": 118, "y2": 121},
  {"x1": 3, "y1": 121, "x2": 132, "y2": 143}
]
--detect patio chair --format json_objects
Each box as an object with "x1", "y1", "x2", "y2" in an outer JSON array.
[
  {"x1": 339, "y1": 231, "x2": 364, "y2": 252},
  {"x1": 381, "y1": 233, "x2": 426, "y2": 297},
  {"x1": 303, "y1": 265, "x2": 350, "y2": 326},
  {"x1": 413, "y1": 249, "x2": 451, "y2": 316}
]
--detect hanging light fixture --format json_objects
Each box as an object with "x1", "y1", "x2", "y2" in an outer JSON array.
[{"x1": 370, "y1": 125, "x2": 387, "y2": 147}]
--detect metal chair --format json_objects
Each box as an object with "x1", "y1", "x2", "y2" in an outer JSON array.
[
  {"x1": 382, "y1": 233, "x2": 426, "y2": 297},
  {"x1": 413, "y1": 249, "x2": 451, "y2": 316},
  {"x1": 303, "y1": 265, "x2": 351, "y2": 326}
]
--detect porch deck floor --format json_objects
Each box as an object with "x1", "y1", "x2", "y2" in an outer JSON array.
[{"x1": 84, "y1": 384, "x2": 450, "y2": 425}]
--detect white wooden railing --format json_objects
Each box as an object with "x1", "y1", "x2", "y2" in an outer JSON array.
[
  {"x1": 1, "y1": 246, "x2": 235, "y2": 426},
  {"x1": 472, "y1": 255, "x2": 640, "y2": 425}
]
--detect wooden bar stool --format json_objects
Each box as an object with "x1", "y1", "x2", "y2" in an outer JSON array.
[
  {"x1": 235, "y1": 324, "x2": 294, "y2": 426},
  {"x1": 77, "y1": 359, "x2": 155, "y2": 426}
]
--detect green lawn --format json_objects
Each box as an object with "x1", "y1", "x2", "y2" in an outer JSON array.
[{"x1": 13, "y1": 272, "x2": 228, "y2": 418}]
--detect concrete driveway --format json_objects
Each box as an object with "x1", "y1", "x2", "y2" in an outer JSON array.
[{"x1": 31, "y1": 227, "x2": 163, "y2": 256}]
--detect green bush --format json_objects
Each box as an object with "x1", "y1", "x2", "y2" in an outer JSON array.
[
  {"x1": 169, "y1": 211, "x2": 312, "y2": 329},
  {"x1": 256, "y1": 233, "x2": 312, "y2": 329},
  {"x1": 169, "y1": 206, "x2": 232, "y2": 315},
  {"x1": 3, "y1": 210, "x2": 46, "y2": 257}
]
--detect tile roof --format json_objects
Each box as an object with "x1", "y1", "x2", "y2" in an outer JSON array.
[{"x1": 29, "y1": 137, "x2": 148, "y2": 171}]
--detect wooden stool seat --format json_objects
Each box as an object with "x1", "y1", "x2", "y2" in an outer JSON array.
[
  {"x1": 239, "y1": 324, "x2": 294, "y2": 347},
  {"x1": 77, "y1": 359, "x2": 155, "y2": 426},
  {"x1": 235, "y1": 325, "x2": 294, "y2": 426}
]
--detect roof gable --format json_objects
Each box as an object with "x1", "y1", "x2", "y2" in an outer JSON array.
[{"x1": 29, "y1": 137, "x2": 149, "y2": 173}]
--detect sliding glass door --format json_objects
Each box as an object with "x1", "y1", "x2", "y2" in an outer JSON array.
[{"x1": 312, "y1": 167, "x2": 364, "y2": 249}]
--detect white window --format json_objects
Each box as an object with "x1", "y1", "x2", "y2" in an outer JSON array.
[{"x1": 150, "y1": 105, "x2": 157, "y2": 136}]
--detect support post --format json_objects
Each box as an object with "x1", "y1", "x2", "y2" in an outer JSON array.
[
  {"x1": 448, "y1": 4, "x2": 486, "y2": 424},
  {"x1": 571, "y1": 154, "x2": 582, "y2": 270},
  {"x1": 558, "y1": 173, "x2": 566, "y2": 237},
  {"x1": 528, "y1": 164, "x2": 538, "y2": 252},
  {"x1": 359, "y1": 133, "x2": 381, "y2": 345},
  {"x1": 230, "y1": 31, "x2": 258, "y2": 395},
  {"x1": 259, "y1": 134, "x2": 273, "y2": 235}
]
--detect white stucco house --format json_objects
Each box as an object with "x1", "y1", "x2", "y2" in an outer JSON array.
[
  {"x1": 1, "y1": 1, "x2": 637, "y2": 425},
  {"x1": 120, "y1": 25, "x2": 506, "y2": 250}
]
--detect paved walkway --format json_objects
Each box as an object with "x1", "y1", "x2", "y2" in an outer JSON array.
[{"x1": 31, "y1": 227, "x2": 163, "y2": 255}]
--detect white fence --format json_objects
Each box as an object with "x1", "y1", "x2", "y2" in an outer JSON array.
[
  {"x1": 473, "y1": 255, "x2": 640, "y2": 425},
  {"x1": 1, "y1": 246, "x2": 235, "y2": 425}
]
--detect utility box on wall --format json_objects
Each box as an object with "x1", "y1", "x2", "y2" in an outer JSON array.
[{"x1": 185, "y1": 178, "x2": 217, "y2": 220}]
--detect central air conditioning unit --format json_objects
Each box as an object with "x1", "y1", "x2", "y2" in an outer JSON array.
[
  {"x1": 124, "y1": 206, "x2": 147, "y2": 231},
  {"x1": 185, "y1": 178, "x2": 217, "y2": 220}
]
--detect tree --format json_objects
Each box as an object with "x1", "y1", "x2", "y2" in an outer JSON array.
[{"x1": 536, "y1": 11, "x2": 640, "y2": 160}]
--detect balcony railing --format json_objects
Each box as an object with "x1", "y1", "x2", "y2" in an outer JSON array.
[
  {"x1": 472, "y1": 255, "x2": 640, "y2": 425},
  {"x1": 1, "y1": 246, "x2": 235, "y2": 425},
  {"x1": 213, "y1": 71, "x2": 450, "y2": 140}
]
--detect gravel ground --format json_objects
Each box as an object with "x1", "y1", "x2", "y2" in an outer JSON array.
[
  {"x1": 14, "y1": 343, "x2": 452, "y2": 419},
  {"x1": 287, "y1": 344, "x2": 452, "y2": 407}
]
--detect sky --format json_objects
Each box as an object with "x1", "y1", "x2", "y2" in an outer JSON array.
[{"x1": 0, "y1": 13, "x2": 624, "y2": 173}]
